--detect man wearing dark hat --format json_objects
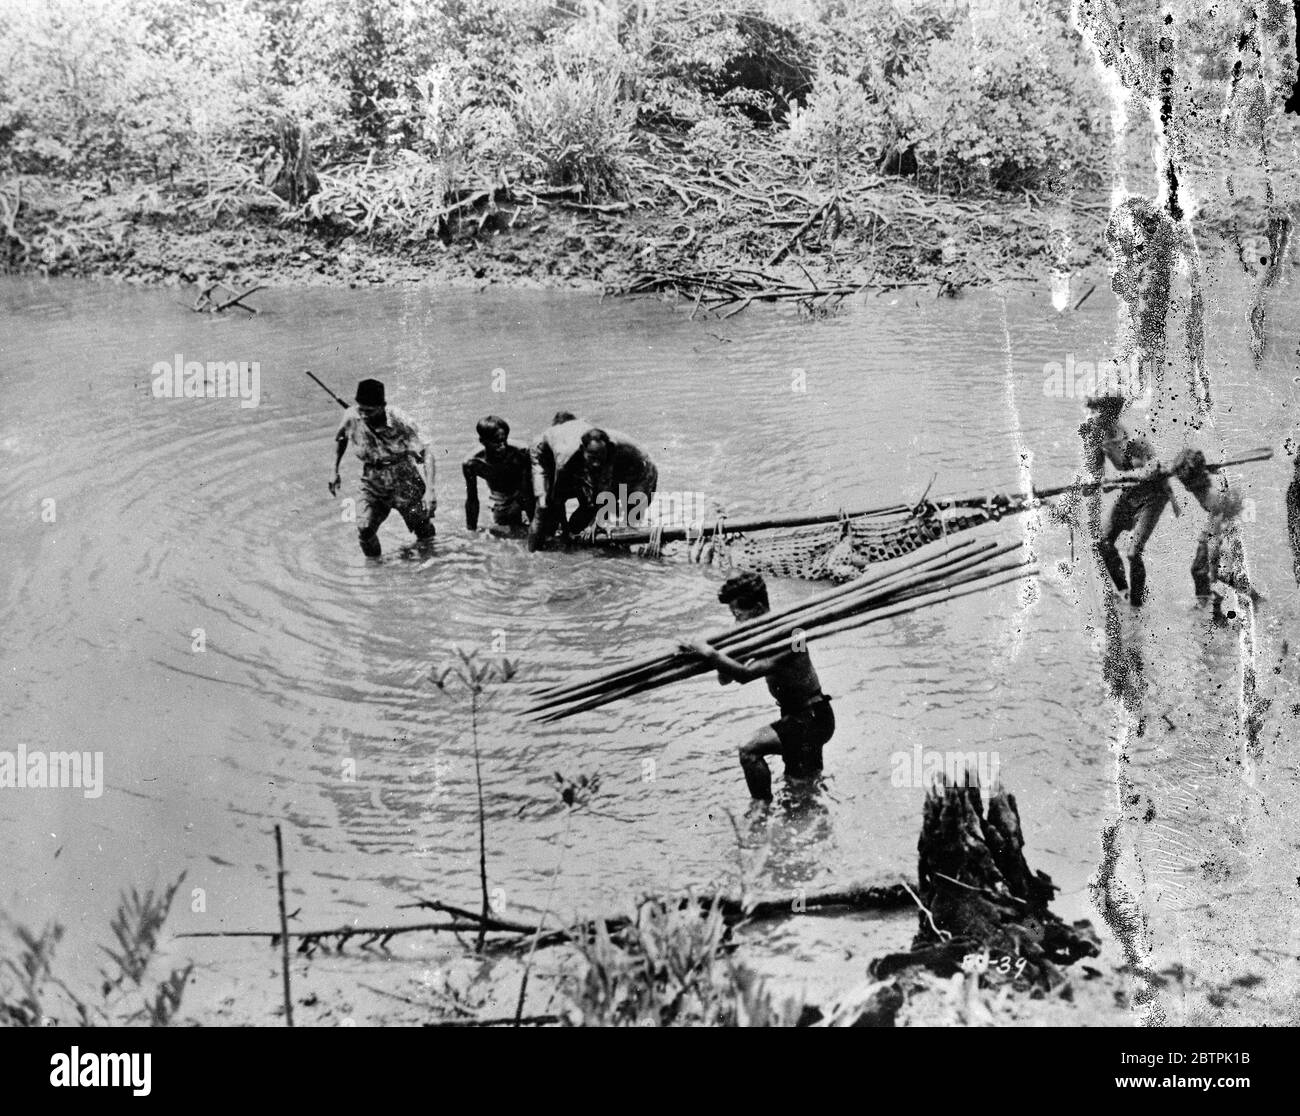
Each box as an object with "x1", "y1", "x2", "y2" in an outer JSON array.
[{"x1": 329, "y1": 379, "x2": 436, "y2": 557}]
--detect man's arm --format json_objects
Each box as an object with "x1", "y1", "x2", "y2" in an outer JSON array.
[
  {"x1": 510, "y1": 447, "x2": 536, "y2": 518},
  {"x1": 678, "y1": 638, "x2": 785, "y2": 685},
  {"x1": 463, "y1": 458, "x2": 480, "y2": 530},
  {"x1": 530, "y1": 437, "x2": 551, "y2": 506},
  {"x1": 329, "y1": 424, "x2": 349, "y2": 496},
  {"x1": 398, "y1": 412, "x2": 436, "y2": 515},
  {"x1": 565, "y1": 498, "x2": 598, "y2": 536},
  {"x1": 424, "y1": 447, "x2": 437, "y2": 515}
]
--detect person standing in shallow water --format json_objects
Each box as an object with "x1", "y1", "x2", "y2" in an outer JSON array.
[
  {"x1": 1170, "y1": 447, "x2": 1252, "y2": 605},
  {"x1": 677, "y1": 571, "x2": 834, "y2": 801},
  {"x1": 566, "y1": 427, "x2": 659, "y2": 539},
  {"x1": 527, "y1": 412, "x2": 584, "y2": 551},
  {"x1": 462, "y1": 414, "x2": 533, "y2": 535},
  {"x1": 329, "y1": 378, "x2": 436, "y2": 557},
  {"x1": 1083, "y1": 392, "x2": 1173, "y2": 607}
]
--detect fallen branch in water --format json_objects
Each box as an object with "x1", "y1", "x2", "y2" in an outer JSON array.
[
  {"x1": 213, "y1": 283, "x2": 266, "y2": 313},
  {"x1": 191, "y1": 279, "x2": 264, "y2": 314},
  {"x1": 274, "y1": 825, "x2": 293, "y2": 1027},
  {"x1": 176, "y1": 922, "x2": 489, "y2": 954},
  {"x1": 176, "y1": 882, "x2": 915, "y2": 957}
]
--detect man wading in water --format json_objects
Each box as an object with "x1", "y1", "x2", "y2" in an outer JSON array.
[
  {"x1": 566, "y1": 427, "x2": 659, "y2": 539},
  {"x1": 678, "y1": 571, "x2": 834, "y2": 801},
  {"x1": 1084, "y1": 392, "x2": 1174, "y2": 606},
  {"x1": 1170, "y1": 447, "x2": 1254, "y2": 608},
  {"x1": 329, "y1": 378, "x2": 436, "y2": 557},
  {"x1": 527, "y1": 411, "x2": 581, "y2": 551},
  {"x1": 463, "y1": 414, "x2": 533, "y2": 535}
]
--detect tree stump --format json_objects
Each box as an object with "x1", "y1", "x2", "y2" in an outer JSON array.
[
  {"x1": 267, "y1": 118, "x2": 320, "y2": 207},
  {"x1": 869, "y1": 776, "x2": 1100, "y2": 990}
]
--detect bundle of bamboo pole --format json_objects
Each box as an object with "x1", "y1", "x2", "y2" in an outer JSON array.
[{"x1": 525, "y1": 535, "x2": 1036, "y2": 722}]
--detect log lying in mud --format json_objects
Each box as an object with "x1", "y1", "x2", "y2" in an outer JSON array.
[
  {"x1": 869, "y1": 777, "x2": 1100, "y2": 989},
  {"x1": 176, "y1": 883, "x2": 915, "y2": 957},
  {"x1": 411, "y1": 883, "x2": 915, "y2": 952}
]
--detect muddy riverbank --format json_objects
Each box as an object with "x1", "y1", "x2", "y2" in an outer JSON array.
[{"x1": 2, "y1": 129, "x2": 1115, "y2": 297}]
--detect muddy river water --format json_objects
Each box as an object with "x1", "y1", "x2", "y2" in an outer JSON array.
[{"x1": 2, "y1": 276, "x2": 1297, "y2": 1013}]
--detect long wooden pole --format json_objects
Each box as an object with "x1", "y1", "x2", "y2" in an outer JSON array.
[
  {"x1": 274, "y1": 825, "x2": 294, "y2": 1027},
  {"x1": 527, "y1": 539, "x2": 1000, "y2": 710},
  {"x1": 530, "y1": 555, "x2": 1031, "y2": 721},
  {"x1": 528, "y1": 538, "x2": 996, "y2": 710},
  {"x1": 590, "y1": 448, "x2": 1274, "y2": 548},
  {"x1": 596, "y1": 503, "x2": 914, "y2": 547},
  {"x1": 527, "y1": 545, "x2": 1009, "y2": 715},
  {"x1": 534, "y1": 561, "x2": 1036, "y2": 722}
]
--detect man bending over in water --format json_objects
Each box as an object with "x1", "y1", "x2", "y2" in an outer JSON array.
[
  {"x1": 678, "y1": 571, "x2": 834, "y2": 801},
  {"x1": 567, "y1": 427, "x2": 660, "y2": 539},
  {"x1": 463, "y1": 415, "x2": 534, "y2": 535},
  {"x1": 528, "y1": 411, "x2": 582, "y2": 551},
  {"x1": 1083, "y1": 392, "x2": 1173, "y2": 607}
]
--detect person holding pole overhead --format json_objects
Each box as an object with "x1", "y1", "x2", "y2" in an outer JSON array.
[{"x1": 323, "y1": 376, "x2": 436, "y2": 558}]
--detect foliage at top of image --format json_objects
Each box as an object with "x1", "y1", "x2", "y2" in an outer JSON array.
[{"x1": 2, "y1": 0, "x2": 1264, "y2": 244}]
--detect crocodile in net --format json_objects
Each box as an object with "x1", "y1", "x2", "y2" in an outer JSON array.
[{"x1": 691, "y1": 497, "x2": 1029, "y2": 582}]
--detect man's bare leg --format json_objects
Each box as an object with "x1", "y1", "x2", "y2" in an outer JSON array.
[
  {"x1": 739, "y1": 726, "x2": 783, "y2": 801},
  {"x1": 358, "y1": 501, "x2": 391, "y2": 558},
  {"x1": 1191, "y1": 534, "x2": 1213, "y2": 598},
  {"x1": 399, "y1": 503, "x2": 437, "y2": 551},
  {"x1": 1126, "y1": 493, "x2": 1169, "y2": 607},
  {"x1": 1098, "y1": 501, "x2": 1129, "y2": 592}
]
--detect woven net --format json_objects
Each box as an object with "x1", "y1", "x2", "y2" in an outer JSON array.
[{"x1": 696, "y1": 500, "x2": 1024, "y2": 582}]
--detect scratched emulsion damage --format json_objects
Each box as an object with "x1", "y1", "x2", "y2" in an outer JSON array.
[
  {"x1": 1090, "y1": 822, "x2": 1165, "y2": 1021},
  {"x1": 1286, "y1": 431, "x2": 1300, "y2": 587},
  {"x1": 1069, "y1": 0, "x2": 1291, "y2": 1024}
]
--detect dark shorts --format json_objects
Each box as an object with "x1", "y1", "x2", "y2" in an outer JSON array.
[
  {"x1": 360, "y1": 462, "x2": 434, "y2": 539},
  {"x1": 490, "y1": 494, "x2": 530, "y2": 530},
  {"x1": 771, "y1": 698, "x2": 834, "y2": 777}
]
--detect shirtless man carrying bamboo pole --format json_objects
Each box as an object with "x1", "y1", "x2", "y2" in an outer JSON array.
[
  {"x1": 679, "y1": 571, "x2": 834, "y2": 801},
  {"x1": 1084, "y1": 393, "x2": 1174, "y2": 607},
  {"x1": 1170, "y1": 447, "x2": 1254, "y2": 604}
]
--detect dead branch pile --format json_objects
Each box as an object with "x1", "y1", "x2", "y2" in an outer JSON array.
[{"x1": 613, "y1": 130, "x2": 1098, "y2": 312}]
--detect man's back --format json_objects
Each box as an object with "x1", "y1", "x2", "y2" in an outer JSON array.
[{"x1": 764, "y1": 647, "x2": 824, "y2": 712}]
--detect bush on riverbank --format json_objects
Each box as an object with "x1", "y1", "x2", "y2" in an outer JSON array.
[{"x1": 0, "y1": 1, "x2": 1113, "y2": 234}]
